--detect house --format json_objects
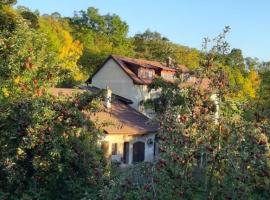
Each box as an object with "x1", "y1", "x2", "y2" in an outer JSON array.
[
  {"x1": 49, "y1": 87, "x2": 160, "y2": 165},
  {"x1": 49, "y1": 55, "x2": 218, "y2": 166},
  {"x1": 87, "y1": 55, "x2": 189, "y2": 115}
]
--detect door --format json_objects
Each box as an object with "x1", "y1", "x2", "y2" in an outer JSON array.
[
  {"x1": 101, "y1": 142, "x2": 109, "y2": 159},
  {"x1": 123, "y1": 142, "x2": 129, "y2": 164},
  {"x1": 133, "y1": 141, "x2": 145, "y2": 163}
]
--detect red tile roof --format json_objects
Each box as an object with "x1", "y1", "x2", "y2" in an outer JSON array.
[
  {"x1": 87, "y1": 101, "x2": 159, "y2": 135},
  {"x1": 114, "y1": 55, "x2": 176, "y2": 72},
  {"x1": 49, "y1": 88, "x2": 159, "y2": 135},
  {"x1": 87, "y1": 55, "x2": 189, "y2": 85}
]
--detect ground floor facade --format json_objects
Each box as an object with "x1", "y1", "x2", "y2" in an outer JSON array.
[{"x1": 101, "y1": 133, "x2": 156, "y2": 165}]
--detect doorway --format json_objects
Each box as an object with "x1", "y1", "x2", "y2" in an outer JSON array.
[
  {"x1": 123, "y1": 142, "x2": 129, "y2": 164},
  {"x1": 133, "y1": 141, "x2": 145, "y2": 163}
]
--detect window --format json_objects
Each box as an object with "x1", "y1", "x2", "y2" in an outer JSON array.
[
  {"x1": 101, "y1": 142, "x2": 109, "y2": 158},
  {"x1": 139, "y1": 69, "x2": 154, "y2": 79},
  {"x1": 162, "y1": 73, "x2": 174, "y2": 80},
  {"x1": 123, "y1": 142, "x2": 129, "y2": 164},
  {"x1": 111, "y1": 143, "x2": 118, "y2": 155}
]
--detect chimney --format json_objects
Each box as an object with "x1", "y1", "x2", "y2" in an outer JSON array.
[
  {"x1": 166, "y1": 57, "x2": 172, "y2": 68},
  {"x1": 105, "y1": 86, "x2": 112, "y2": 109}
]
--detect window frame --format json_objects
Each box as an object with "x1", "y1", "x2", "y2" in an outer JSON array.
[{"x1": 111, "y1": 143, "x2": 118, "y2": 155}]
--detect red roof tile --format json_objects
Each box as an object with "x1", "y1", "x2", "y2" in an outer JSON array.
[
  {"x1": 87, "y1": 101, "x2": 159, "y2": 135},
  {"x1": 114, "y1": 55, "x2": 176, "y2": 71},
  {"x1": 49, "y1": 88, "x2": 159, "y2": 135}
]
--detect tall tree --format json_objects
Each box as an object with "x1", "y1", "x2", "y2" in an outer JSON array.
[
  {"x1": 17, "y1": 7, "x2": 39, "y2": 29},
  {"x1": 39, "y1": 15, "x2": 85, "y2": 86},
  {"x1": 0, "y1": 5, "x2": 106, "y2": 199},
  {"x1": 133, "y1": 29, "x2": 200, "y2": 69},
  {"x1": 226, "y1": 48, "x2": 245, "y2": 71},
  {"x1": 103, "y1": 27, "x2": 270, "y2": 200},
  {"x1": 70, "y1": 7, "x2": 133, "y2": 75},
  {"x1": 0, "y1": 0, "x2": 17, "y2": 6},
  {"x1": 245, "y1": 57, "x2": 260, "y2": 70}
]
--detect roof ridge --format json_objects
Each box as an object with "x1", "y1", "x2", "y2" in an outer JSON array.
[
  {"x1": 112, "y1": 55, "x2": 178, "y2": 72},
  {"x1": 113, "y1": 55, "x2": 164, "y2": 66}
]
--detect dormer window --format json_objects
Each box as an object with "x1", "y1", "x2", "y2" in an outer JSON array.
[
  {"x1": 161, "y1": 71, "x2": 175, "y2": 80},
  {"x1": 139, "y1": 68, "x2": 154, "y2": 79}
]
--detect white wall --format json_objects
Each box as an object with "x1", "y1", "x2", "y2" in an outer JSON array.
[
  {"x1": 210, "y1": 93, "x2": 220, "y2": 124},
  {"x1": 92, "y1": 58, "x2": 157, "y2": 164},
  {"x1": 103, "y1": 133, "x2": 156, "y2": 164},
  {"x1": 91, "y1": 59, "x2": 151, "y2": 110}
]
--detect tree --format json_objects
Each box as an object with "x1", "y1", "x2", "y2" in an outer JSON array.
[
  {"x1": 39, "y1": 15, "x2": 85, "y2": 86},
  {"x1": 103, "y1": 27, "x2": 270, "y2": 200},
  {"x1": 0, "y1": 4, "x2": 17, "y2": 31},
  {"x1": 133, "y1": 29, "x2": 200, "y2": 69},
  {"x1": 0, "y1": 5, "x2": 107, "y2": 199},
  {"x1": 20, "y1": 10, "x2": 39, "y2": 29},
  {"x1": 72, "y1": 7, "x2": 129, "y2": 47},
  {"x1": 16, "y1": 5, "x2": 30, "y2": 12},
  {"x1": 245, "y1": 57, "x2": 260, "y2": 70},
  {"x1": 243, "y1": 69, "x2": 260, "y2": 98},
  {"x1": 69, "y1": 7, "x2": 133, "y2": 75},
  {"x1": 0, "y1": 92, "x2": 106, "y2": 199},
  {"x1": 226, "y1": 48, "x2": 245, "y2": 71},
  {"x1": 51, "y1": 12, "x2": 61, "y2": 20},
  {"x1": 134, "y1": 29, "x2": 168, "y2": 41},
  {"x1": 103, "y1": 76, "x2": 270, "y2": 199},
  {"x1": 259, "y1": 67, "x2": 270, "y2": 116},
  {"x1": 0, "y1": 0, "x2": 17, "y2": 6}
]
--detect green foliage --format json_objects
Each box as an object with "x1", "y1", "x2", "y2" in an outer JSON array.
[
  {"x1": 0, "y1": 15, "x2": 58, "y2": 102},
  {"x1": 103, "y1": 27, "x2": 270, "y2": 200},
  {"x1": 0, "y1": 93, "x2": 106, "y2": 199},
  {"x1": 0, "y1": 0, "x2": 17, "y2": 6},
  {"x1": 133, "y1": 29, "x2": 200, "y2": 69},
  {"x1": 104, "y1": 79, "x2": 270, "y2": 199},
  {"x1": 0, "y1": 6, "x2": 17, "y2": 31},
  {"x1": 0, "y1": 5, "x2": 107, "y2": 199},
  {"x1": 145, "y1": 77, "x2": 185, "y2": 113},
  {"x1": 102, "y1": 162, "x2": 155, "y2": 199},
  {"x1": 20, "y1": 11, "x2": 39, "y2": 29},
  {"x1": 226, "y1": 48, "x2": 245, "y2": 71},
  {"x1": 39, "y1": 15, "x2": 85, "y2": 86},
  {"x1": 104, "y1": 74, "x2": 270, "y2": 200},
  {"x1": 245, "y1": 57, "x2": 260, "y2": 70},
  {"x1": 70, "y1": 7, "x2": 134, "y2": 75},
  {"x1": 73, "y1": 7, "x2": 129, "y2": 47},
  {"x1": 1, "y1": 3, "x2": 270, "y2": 199},
  {"x1": 156, "y1": 102, "x2": 269, "y2": 199}
]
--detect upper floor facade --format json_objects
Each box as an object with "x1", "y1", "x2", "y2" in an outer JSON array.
[{"x1": 87, "y1": 55, "x2": 189, "y2": 113}]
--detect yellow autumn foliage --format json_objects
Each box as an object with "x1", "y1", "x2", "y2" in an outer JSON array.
[
  {"x1": 39, "y1": 17, "x2": 85, "y2": 84},
  {"x1": 237, "y1": 69, "x2": 261, "y2": 99},
  {"x1": 2, "y1": 88, "x2": 9, "y2": 97},
  {"x1": 58, "y1": 30, "x2": 83, "y2": 69},
  {"x1": 248, "y1": 69, "x2": 261, "y2": 90}
]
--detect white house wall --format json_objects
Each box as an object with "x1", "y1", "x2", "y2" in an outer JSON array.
[
  {"x1": 103, "y1": 133, "x2": 156, "y2": 164},
  {"x1": 91, "y1": 58, "x2": 151, "y2": 110}
]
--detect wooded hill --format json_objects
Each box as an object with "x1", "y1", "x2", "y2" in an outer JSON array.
[{"x1": 0, "y1": 1, "x2": 269, "y2": 199}]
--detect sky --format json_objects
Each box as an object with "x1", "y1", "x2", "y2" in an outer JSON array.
[{"x1": 16, "y1": 0, "x2": 270, "y2": 61}]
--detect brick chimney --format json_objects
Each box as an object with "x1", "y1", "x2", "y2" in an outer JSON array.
[
  {"x1": 105, "y1": 86, "x2": 112, "y2": 109},
  {"x1": 166, "y1": 57, "x2": 172, "y2": 68}
]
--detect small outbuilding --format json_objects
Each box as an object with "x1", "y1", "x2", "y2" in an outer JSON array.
[{"x1": 49, "y1": 87, "x2": 160, "y2": 166}]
